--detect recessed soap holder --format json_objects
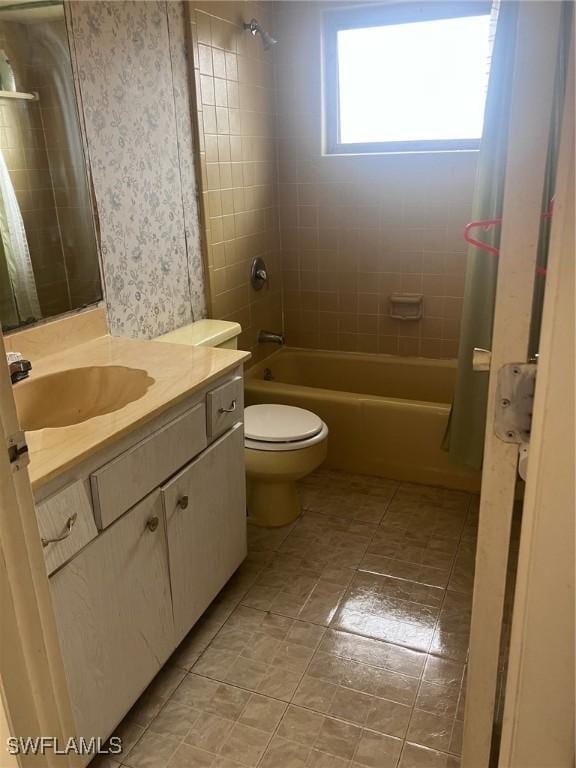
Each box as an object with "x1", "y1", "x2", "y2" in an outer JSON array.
[{"x1": 389, "y1": 293, "x2": 423, "y2": 321}]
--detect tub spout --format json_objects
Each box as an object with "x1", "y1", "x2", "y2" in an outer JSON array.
[{"x1": 258, "y1": 330, "x2": 285, "y2": 345}]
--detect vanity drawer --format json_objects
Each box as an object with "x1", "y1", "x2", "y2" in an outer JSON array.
[
  {"x1": 37, "y1": 481, "x2": 98, "y2": 576},
  {"x1": 91, "y1": 403, "x2": 207, "y2": 530},
  {"x1": 206, "y1": 375, "x2": 243, "y2": 439}
]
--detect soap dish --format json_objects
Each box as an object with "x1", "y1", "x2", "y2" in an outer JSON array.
[{"x1": 389, "y1": 293, "x2": 423, "y2": 321}]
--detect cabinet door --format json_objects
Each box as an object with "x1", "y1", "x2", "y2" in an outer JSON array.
[
  {"x1": 50, "y1": 491, "x2": 174, "y2": 742},
  {"x1": 162, "y1": 423, "x2": 247, "y2": 641}
]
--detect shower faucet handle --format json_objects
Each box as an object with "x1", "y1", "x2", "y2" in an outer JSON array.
[
  {"x1": 251, "y1": 257, "x2": 269, "y2": 290},
  {"x1": 6, "y1": 351, "x2": 32, "y2": 384}
]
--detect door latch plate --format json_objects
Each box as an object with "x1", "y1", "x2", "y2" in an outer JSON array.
[
  {"x1": 494, "y1": 363, "x2": 537, "y2": 443},
  {"x1": 7, "y1": 430, "x2": 29, "y2": 471}
]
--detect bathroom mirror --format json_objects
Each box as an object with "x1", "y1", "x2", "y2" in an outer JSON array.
[{"x1": 0, "y1": 0, "x2": 101, "y2": 332}]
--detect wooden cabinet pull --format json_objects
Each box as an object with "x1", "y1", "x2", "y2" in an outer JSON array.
[
  {"x1": 177, "y1": 496, "x2": 189, "y2": 510},
  {"x1": 146, "y1": 516, "x2": 159, "y2": 532}
]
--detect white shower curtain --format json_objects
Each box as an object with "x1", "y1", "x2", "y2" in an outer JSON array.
[{"x1": 0, "y1": 149, "x2": 41, "y2": 323}]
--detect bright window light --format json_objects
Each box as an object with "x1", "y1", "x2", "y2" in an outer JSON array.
[{"x1": 333, "y1": 13, "x2": 491, "y2": 148}]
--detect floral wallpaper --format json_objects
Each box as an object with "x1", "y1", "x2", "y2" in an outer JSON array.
[
  {"x1": 67, "y1": 1, "x2": 206, "y2": 339},
  {"x1": 167, "y1": 1, "x2": 206, "y2": 322}
]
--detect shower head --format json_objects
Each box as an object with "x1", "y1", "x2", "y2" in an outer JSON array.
[{"x1": 243, "y1": 18, "x2": 277, "y2": 50}]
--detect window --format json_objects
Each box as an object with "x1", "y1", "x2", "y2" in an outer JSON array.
[{"x1": 324, "y1": 2, "x2": 492, "y2": 154}]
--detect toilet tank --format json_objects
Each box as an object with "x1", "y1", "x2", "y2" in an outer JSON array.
[{"x1": 157, "y1": 320, "x2": 242, "y2": 349}]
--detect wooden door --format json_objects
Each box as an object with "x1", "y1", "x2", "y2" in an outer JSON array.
[
  {"x1": 162, "y1": 424, "x2": 247, "y2": 642},
  {"x1": 0, "y1": 331, "x2": 78, "y2": 766},
  {"x1": 50, "y1": 490, "x2": 174, "y2": 743},
  {"x1": 462, "y1": 3, "x2": 565, "y2": 766},
  {"x1": 497, "y1": 42, "x2": 574, "y2": 768}
]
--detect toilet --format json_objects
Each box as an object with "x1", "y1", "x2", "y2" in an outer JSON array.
[
  {"x1": 244, "y1": 404, "x2": 328, "y2": 527},
  {"x1": 157, "y1": 320, "x2": 328, "y2": 526}
]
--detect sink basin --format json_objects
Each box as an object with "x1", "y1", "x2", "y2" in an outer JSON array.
[{"x1": 14, "y1": 366, "x2": 155, "y2": 431}]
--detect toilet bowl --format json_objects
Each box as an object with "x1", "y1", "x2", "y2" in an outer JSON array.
[{"x1": 244, "y1": 404, "x2": 328, "y2": 527}]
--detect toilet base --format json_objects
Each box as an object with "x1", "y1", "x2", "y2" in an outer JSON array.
[
  {"x1": 247, "y1": 479, "x2": 302, "y2": 527},
  {"x1": 245, "y1": 438, "x2": 327, "y2": 528}
]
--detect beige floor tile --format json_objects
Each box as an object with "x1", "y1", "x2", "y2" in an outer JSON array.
[
  {"x1": 89, "y1": 757, "x2": 122, "y2": 768},
  {"x1": 171, "y1": 675, "x2": 223, "y2": 709},
  {"x1": 341, "y1": 579, "x2": 440, "y2": 628},
  {"x1": 359, "y1": 553, "x2": 452, "y2": 589},
  {"x1": 428, "y1": 630, "x2": 470, "y2": 663},
  {"x1": 219, "y1": 722, "x2": 270, "y2": 764},
  {"x1": 257, "y1": 735, "x2": 311, "y2": 768},
  {"x1": 315, "y1": 716, "x2": 362, "y2": 760},
  {"x1": 391, "y1": 484, "x2": 471, "y2": 514},
  {"x1": 293, "y1": 671, "x2": 411, "y2": 739},
  {"x1": 363, "y1": 696, "x2": 412, "y2": 738},
  {"x1": 350, "y1": 572, "x2": 445, "y2": 610},
  {"x1": 308, "y1": 652, "x2": 418, "y2": 705},
  {"x1": 447, "y1": 539, "x2": 476, "y2": 594},
  {"x1": 449, "y1": 719, "x2": 463, "y2": 755},
  {"x1": 247, "y1": 522, "x2": 295, "y2": 553},
  {"x1": 319, "y1": 629, "x2": 426, "y2": 678},
  {"x1": 145, "y1": 676, "x2": 286, "y2": 767},
  {"x1": 192, "y1": 607, "x2": 324, "y2": 701},
  {"x1": 429, "y1": 592, "x2": 472, "y2": 661},
  {"x1": 125, "y1": 666, "x2": 187, "y2": 728},
  {"x1": 123, "y1": 731, "x2": 181, "y2": 768},
  {"x1": 414, "y1": 681, "x2": 460, "y2": 718},
  {"x1": 149, "y1": 700, "x2": 202, "y2": 739},
  {"x1": 279, "y1": 513, "x2": 376, "y2": 569},
  {"x1": 333, "y1": 608, "x2": 435, "y2": 653},
  {"x1": 167, "y1": 743, "x2": 216, "y2": 767},
  {"x1": 185, "y1": 712, "x2": 234, "y2": 752},
  {"x1": 406, "y1": 709, "x2": 454, "y2": 753},
  {"x1": 299, "y1": 468, "x2": 398, "y2": 524},
  {"x1": 262, "y1": 705, "x2": 404, "y2": 767},
  {"x1": 381, "y1": 512, "x2": 465, "y2": 548},
  {"x1": 398, "y1": 742, "x2": 461, "y2": 768},
  {"x1": 238, "y1": 693, "x2": 287, "y2": 732},
  {"x1": 106, "y1": 720, "x2": 144, "y2": 761},
  {"x1": 276, "y1": 705, "x2": 326, "y2": 746},
  {"x1": 422, "y1": 657, "x2": 465, "y2": 689},
  {"x1": 367, "y1": 526, "x2": 458, "y2": 571},
  {"x1": 171, "y1": 618, "x2": 229, "y2": 667},
  {"x1": 240, "y1": 552, "x2": 353, "y2": 626},
  {"x1": 353, "y1": 729, "x2": 403, "y2": 768},
  {"x1": 124, "y1": 692, "x2": 166, "y2": 729},
  {"x1": 331, "y1": 572, "x2": 440, "y2": 651}
]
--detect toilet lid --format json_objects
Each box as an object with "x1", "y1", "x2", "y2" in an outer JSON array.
[{"x1": 244, "y1": 404, "x2": 323, "y2": 443}]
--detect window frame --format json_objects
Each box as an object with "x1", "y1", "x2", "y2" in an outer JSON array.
[{"x1": 323, "y1": 1, "x2": 492, "y2": 155}]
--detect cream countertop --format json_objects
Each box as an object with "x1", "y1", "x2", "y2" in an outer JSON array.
[{"x1": 17, "y1": 335, "x2": 250, "y2": 490}]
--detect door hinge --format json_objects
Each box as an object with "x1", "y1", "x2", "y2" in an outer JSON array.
[
  {"x1": 7, "y1": 430, "x2": 29, "y2": 471},
  {"x1": 494, "y1": 363, "x2": 537, "y2": 444}
]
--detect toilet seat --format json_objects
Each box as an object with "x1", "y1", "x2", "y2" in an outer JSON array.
[{"x1": 245, "y1": 404, "x2": 328, "y2": 451}]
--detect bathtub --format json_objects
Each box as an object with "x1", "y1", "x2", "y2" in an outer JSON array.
[{"x1": 244, "y1": 348, "x2": 480, "y2": 492}]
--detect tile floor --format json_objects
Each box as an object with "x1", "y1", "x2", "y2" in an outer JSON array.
[{"x1": 92, "y1": 469, "x2": 478, "y2": 768}]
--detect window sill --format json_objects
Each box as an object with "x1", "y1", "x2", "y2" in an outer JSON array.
[{"x1": 322, "y1": 147, "x2": 480, "y2": 158}]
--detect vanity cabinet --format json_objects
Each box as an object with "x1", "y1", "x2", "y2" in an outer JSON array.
[
  {"x1": 50, "y1": 490, "x2": 174, "y2": 741},
  {"x1": 163, "y1": 422, "x2": 246, "y2": 642},
  {"x1": 39, "y1": 367, "x2": 247, "y2": 751}
]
